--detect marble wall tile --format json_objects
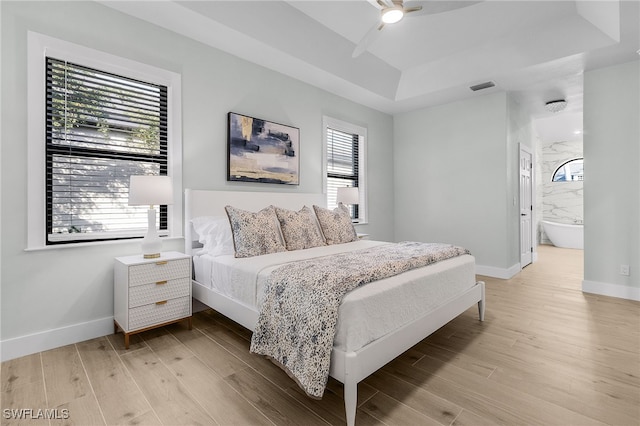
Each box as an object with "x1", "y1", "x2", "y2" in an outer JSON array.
[{"x1": 538, "y1": 140, "x2": 583, "y2": 244}]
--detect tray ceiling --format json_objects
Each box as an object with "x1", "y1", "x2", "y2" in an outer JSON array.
[{"x1": 100, "y1": 0, "x2": 639, "y2": 120}]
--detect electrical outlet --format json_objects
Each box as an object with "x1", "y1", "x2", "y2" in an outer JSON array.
[{"x1": 619, "y1": 264, "x2": 630, "y2": 276}]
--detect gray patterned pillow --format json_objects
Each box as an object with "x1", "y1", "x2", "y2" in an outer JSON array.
[
  {"x1": 275, "y1": 206, "x2": 326, "y2": 251},
  {"x1": 313, "y1": 204, "x2": 358, "y2": 245},
  {"x1": 225, "y1": 205, "x2": 287, "y2": 258}
]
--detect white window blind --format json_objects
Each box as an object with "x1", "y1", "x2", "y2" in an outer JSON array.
[
  {"x1": 326, "y1": 126, "x2": 360, "y2": 219},
  {"x1": 45, "y1": 57, "x2": 168, "y2": 244}
]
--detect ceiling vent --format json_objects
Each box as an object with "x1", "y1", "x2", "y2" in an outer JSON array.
[{"x1": 470, "y1": 81, "x2": 496, "y2": 92}]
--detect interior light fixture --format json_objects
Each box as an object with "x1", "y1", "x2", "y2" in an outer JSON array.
[
  {"x1": 382, "y1": 8, "x2": 404, "y2": 24},
  {"x1": 129, "y1": 175, "x2": 174, "y2": 259},
  {"x1": 544, "y1": 99, "x2": 568, "y2": 113},
  {"x1": 337, "y1": 187, "x2": 360, "y2": 206}
]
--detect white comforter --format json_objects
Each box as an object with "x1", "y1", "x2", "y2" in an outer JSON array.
[{"x1": 193, "y1": 240, "x2": 476, "y2": 352}]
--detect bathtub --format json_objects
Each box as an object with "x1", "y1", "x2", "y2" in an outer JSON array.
[{"x1": 541, "y1": 220, "x2": 583, "y2": 249}]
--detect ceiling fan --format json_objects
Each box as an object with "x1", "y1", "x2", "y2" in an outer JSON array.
[
  {"x1": 353, "y1": 0, "x2": 481, "y2": 58},
  {"x1": 379, "y1": 0, "x2": 423, "y2": 25}
]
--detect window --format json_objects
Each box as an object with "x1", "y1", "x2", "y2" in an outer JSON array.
[
  {"x1": 552, "y1": 158, "x2": 583, "y2": 182},
  {"x1": 28, "y1": 33, "x2": 182, "y2": 248},
  {"x1": 46, "y1": 58, "x2": 168, "y2": 244},
  {"x1": 323, "y1": 116, "x2": 367, "y2": 222}
]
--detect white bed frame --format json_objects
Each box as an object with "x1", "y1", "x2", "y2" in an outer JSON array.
[{"x1": 184, "y1": 189, "x2": 485, "y2": 426}]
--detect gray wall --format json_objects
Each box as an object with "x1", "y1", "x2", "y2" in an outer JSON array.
[
  {"x1": 507, "y1": 93, "x2": 535, "y2": 264},
  {"x1": 393, "y1": 92, "x2": 522, "y2": 275},
  {"x1": 0, "y1": 1, "x2": 393, "y2": 359},
  {"x1": 583, "y1": 60, "x2": 639, "y2": 297}
]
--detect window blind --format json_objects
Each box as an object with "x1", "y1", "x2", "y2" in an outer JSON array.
[
  {"x1": 45, "y1": 57, "x2": 168, "y2": 244},
  {"x1": 326, "y1": 127, "x2": 359, "y2": 219}
]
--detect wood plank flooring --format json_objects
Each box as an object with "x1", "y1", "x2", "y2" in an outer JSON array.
[{"x1": 2, "y1": 245, "x2": 639, "y2": 425}]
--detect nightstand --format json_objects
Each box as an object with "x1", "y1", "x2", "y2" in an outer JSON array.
[
  {"x1": 114, "y1": 251, "x2": 192, "y2": 348},
  {"x1": 357, "y1": 233, "x2": 370, "y2": 240}
]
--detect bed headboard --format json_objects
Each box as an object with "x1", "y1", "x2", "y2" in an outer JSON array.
[{"x1": 184, "y1": 189, "x2": 326, "y2": 255}]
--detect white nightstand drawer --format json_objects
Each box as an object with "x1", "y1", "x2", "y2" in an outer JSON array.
[
  {"x1": 115, "y1": 252, "x2": 192, "y2": 348},
  {"x1": 128, "y1": 296, "x2": 191, "y2": 331},
  {"x1": 129, "y1": 277, "x2": 190, "y2": 308},
  {"x1": 128, "y1": 258, "x2": 190, "y2": 286}
]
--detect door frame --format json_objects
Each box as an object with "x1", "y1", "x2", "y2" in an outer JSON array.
[{"x1": 519, "y1": 144, "x2": 536, "y2": 268}]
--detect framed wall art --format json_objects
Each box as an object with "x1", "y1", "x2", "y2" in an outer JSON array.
[{"x1": 227, "y1": 112, "x2": 299, "y2": 185}]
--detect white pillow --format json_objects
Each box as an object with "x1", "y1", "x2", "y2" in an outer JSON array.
[{"x1": 191, "y1": 216, "x2": 235, "y2": 256}]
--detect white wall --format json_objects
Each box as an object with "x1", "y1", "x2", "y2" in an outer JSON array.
[
  {"x1": 393, "y1": 92, "x2": 521, "y2": 277},
  {"x1": 0, "y1": 1, "x2": 394, "y2": 360},
  {"x1": 583, "y1": 60, "x2": 640, "y2": 300}
]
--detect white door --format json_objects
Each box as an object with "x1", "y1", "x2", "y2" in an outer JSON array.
[{"x1": 520, "y1": 146, "x2": 533, "y2": 268}]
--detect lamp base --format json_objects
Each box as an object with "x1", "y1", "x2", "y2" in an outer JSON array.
[
  {"x1": 141, "y1": 207, "x2": 163, "y2": 259},
  {"x1": 141, "y1": 235, "x2": 162, "y2": 259}
]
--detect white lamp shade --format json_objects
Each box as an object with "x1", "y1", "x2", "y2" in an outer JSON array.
[
  {"x1": 337, "y1": 187, "x2": 359, "y2": 205},
  {"x1": 129, "y1": 175, "x2": 174, "y2": 206}
]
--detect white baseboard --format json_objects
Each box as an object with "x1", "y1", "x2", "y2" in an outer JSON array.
[
  {"x1": 476, "y1": 263, "x2": 521, "y2": 280},
  {"x1": 1, "y1": 316, "x2": 114, "y2": 362},
  {"x1": 582, "y1": 280, "x2": 640, "y2": 301}
]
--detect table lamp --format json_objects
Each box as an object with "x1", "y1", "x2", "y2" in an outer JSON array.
[
  {"x1": 336, "y1": 186, "x2": 359, "y2": 206},
  {"x1": 128, "y1": 175, "x2": 173, "y2": 258}
]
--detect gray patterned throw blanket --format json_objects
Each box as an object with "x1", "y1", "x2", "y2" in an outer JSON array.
[{"x1": 250, "y1": 241, "x2": 470, "y2": 398}]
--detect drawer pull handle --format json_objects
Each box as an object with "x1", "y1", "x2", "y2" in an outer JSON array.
[
  {"x1": 156, "y1": 261, "x2": 168, "y2": 266},
  {"x1": 156, "y1": 300, "x2": 168, "y2": 305},
  {"x1": 156, "y1": 280, "x2": 167, "y2": 285}
]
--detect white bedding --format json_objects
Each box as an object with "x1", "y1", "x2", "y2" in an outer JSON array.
[{"x1": 193, "y1": 240, "x2": 476, "y2": 352}]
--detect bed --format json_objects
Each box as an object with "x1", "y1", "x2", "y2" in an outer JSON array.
[{"x1": 184, "y1": 189, "x2": 485, "y2": 426}]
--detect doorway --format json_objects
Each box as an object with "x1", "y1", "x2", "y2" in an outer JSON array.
[{"x1": 520, "y1": 145, "x2": 533, "y2": 268}]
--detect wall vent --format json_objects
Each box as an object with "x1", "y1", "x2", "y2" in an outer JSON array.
[{"x1": 470, "y1": 81, "x2": 496, "y2": 91}]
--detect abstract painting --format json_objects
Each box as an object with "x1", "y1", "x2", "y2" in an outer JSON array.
[{"x1": 227, "y1": 112, "x2": 299, "y2": 185}]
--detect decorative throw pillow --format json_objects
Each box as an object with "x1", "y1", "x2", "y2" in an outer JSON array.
[
  {"x1": 225, "y1": 205, "x2": 287, "y2": 258},
  {"x1": 313, "y1": 204, "x2": 358, "y2": 245},
  {"x1": 275, "y1": 206, "x2": 326, "y2": 251}
]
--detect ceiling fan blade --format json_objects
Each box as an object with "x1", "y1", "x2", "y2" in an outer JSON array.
[
  {"x1": 352, "y1": 22, "x2": 384, "y2": 58},
  {"x1": 404, "y1": 6, "x2": 423, "y2": 14},
  {"x1": 409, "y1": 0, "x2": 482, "y2": 16}
]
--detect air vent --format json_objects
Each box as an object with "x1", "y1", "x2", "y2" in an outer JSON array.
[{"x1": 470, "y1": 81, "x2": 496, "y2": 92}]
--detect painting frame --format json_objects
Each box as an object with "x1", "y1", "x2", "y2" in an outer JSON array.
[{"x1": 227, "y1": 112, "x2": 300, "y2": 185}]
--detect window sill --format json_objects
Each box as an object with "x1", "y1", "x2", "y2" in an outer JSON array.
[{"x1": 24, "y1": 236, "x2": 184, "y2": 252}]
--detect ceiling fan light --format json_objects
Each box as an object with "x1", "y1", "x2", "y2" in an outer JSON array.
[{"x1": 381, "y1": 8, "x2": 404, "y2": 24}]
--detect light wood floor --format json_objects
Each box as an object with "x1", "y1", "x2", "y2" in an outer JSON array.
[{"x1": 2, "y1": 245, "x2": 639, "y2": 425}]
